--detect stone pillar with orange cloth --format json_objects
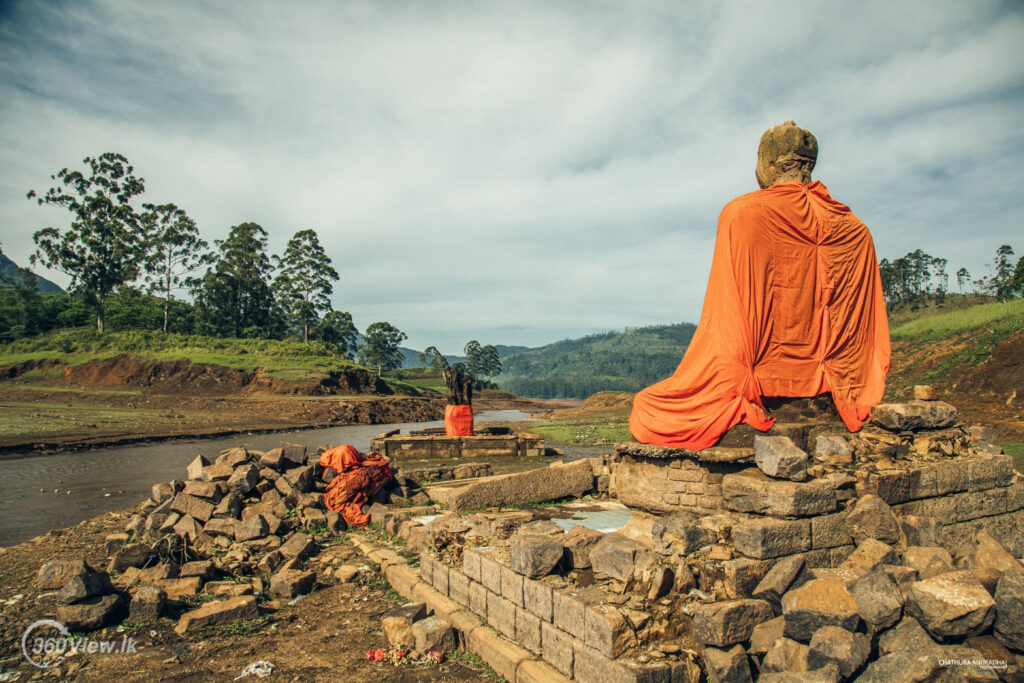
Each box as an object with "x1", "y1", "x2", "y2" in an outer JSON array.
[
  {"x1": 443, "y1": 365, "x2": 474, "y2": 436},
  {"x1": 629, "y1": 121, "x2": 891, "y2": 450}
]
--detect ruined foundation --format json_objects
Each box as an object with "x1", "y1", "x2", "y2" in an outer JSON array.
[
  {"x1": 370, "y1": 426, "x2": 545, "y2": 460},
  {"x1": 372, "y1": 395, "x2": 1024, "y2": 681}
]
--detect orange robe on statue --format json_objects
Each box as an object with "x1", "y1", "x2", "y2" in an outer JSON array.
[{"x1": 629, "y1": 180, "x2": 890, "y2": 450}]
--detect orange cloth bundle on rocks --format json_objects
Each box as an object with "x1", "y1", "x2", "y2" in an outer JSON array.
[
  {"x1": 630, "y1": 180, "x2": 890, "y2": 450},
  {"x1": 318, "y1": 445, "x2": 393, "y2": 527},
  {"x1": 445, "y1": 404, "x2": 474, "y2": 437}
]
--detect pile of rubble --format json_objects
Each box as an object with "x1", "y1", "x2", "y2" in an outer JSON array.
[{"x1": 33, "y1": 442, "x2": 405, "y2": 636}]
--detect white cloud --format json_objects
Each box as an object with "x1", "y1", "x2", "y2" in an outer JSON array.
[{"x1": 1, "y1": 0, "x2": 1021, "y2": 353}]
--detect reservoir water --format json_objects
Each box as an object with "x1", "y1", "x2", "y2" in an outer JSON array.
[{"x1": 0, "y1": 410, "x2": 537, "y2": 546}]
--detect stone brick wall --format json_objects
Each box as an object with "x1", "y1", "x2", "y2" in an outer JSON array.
[
  {"x1": 611, "y1": 455, "x2": 743, "y2": 515},
  {"x1": 370, "y1": 432, "x2": 545, "y2": 460},
  {"x1": 612, "y1": 452, "x2": 1022, "y2": 571},
  {"x1": 420, "y1": 547, "x2": 681, "y2": 682}
]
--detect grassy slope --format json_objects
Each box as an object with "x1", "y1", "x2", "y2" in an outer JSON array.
[
  {"x1": 0, "y1": 329, "x2": 361, "y2": 381},
  {"x1": 888, "y1": 297, "x2": 1024, "y2": 386}
]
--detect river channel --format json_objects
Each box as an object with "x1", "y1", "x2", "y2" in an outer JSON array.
[{"x1": 0, "y1": 410, "x2": 541, "y2": 546}]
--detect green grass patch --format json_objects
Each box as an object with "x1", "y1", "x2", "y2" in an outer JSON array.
[
  {"x1": 891, "y1": 298, "x2": 1024, "y2": 342},
  {"x1": 532, "y1": 418, "x2": 631, "y2": 445},
  {"x1": 219, "y1": 617, "x2": 268, "y2": 636},
  {"x1": 999, "y1": 441, "x2": 1024, "y2": 472},
  {"x1": 913, "y1": 308, "x2": 1024, "y2": 384},
  {"x1": 0, "y1": 329, "x2": 359, "y2": 380}
]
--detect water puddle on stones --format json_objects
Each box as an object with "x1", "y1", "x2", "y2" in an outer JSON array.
[
  {"x1": 546, "y1": 501, "x2": 632, "y2": 533},
  {"x1": 414, "y1": 501, "x2": 633, "y2": 534}
]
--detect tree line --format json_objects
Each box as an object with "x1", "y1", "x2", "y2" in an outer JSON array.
[
  {"x1": 879, "y1": 244, "x2": 1023, "y2": 308},
  {"x1": 418, "y1": 340, "x2": 503, "y2": 387},
  {"x1": 0, "y1": 153, "x2": 404, "y2": 367}
]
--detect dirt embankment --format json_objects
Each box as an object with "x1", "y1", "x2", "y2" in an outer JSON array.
[
  {"x1": 0, "y1": 355, "x2": 450, "y2": 454},
  {"x1": 888, "y1": 328, "x2": 1024, "y2": 440},
  {"x1": 2, "y1": 355, "x2": 392, "y2": 397}
]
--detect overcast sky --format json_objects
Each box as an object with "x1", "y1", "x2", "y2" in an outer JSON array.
[{"x1": 1, "y1": 1, "x2": 1022, "y2": 354}]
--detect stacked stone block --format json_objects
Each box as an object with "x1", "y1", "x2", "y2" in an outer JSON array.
[{"x1": 420, "y1": 547, "x2": 683, "y2": 682}]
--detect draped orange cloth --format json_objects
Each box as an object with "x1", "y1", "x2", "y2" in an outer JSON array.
[
  {"x1": 445, "y1": 404, "x2": 474, "y2": 437},
  {"x1": 318, "y1": 445, "x2": 393, "y2": 527},
  {"x1": 629, "y1": 180, "x2": 890, "y2": 450}
]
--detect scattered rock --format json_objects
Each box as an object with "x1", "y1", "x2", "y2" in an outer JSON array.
[
  {"x1": 56, "y1": 593, "x2": 124, "y2": 632},
  {"x1": 561, "y1": 527, "x2": 603, "y2": 570},
  {"x1": 905, "y1": 570, "x2": 996, "y2": 639},
  {"x1": 281, "y1": 442, "x2": 306, "y2": 467},
  {"x1": 186, "y1": 455, "x2": 209, "y2": 480},
  {"x1": 648, "y1": 566, "x2": 674, "y2": 601},
  {"x1": 993, "y1": 571, "x2": 1024, "y2": 650},
  {"x1": 754, "y1": 436, "x2": 809, "y2": 481},
  {"x1": 412, "y1": 615, "x2": 456, "y2": 653},
  {"x1": 970, "y1": 530, "x2": 1024, "y2": 578},
  {"x1": 173, "y1": 514, "x2": 203, "y2": 542},
  {"x1": 590, "y1": 532, "x2": 649, "y2": 582},
  {"x1": 36, "y1": 559, "x2": 90, "y2": 591},
  {"x1": 104, "y1": 533, "x2": 129, "y2": 556},
  {"x1": 335, "y1": 565, "x2": 359, "y2": 583},
  {"x1": 841, "y1": 538, "x2": 899, "y2": 573},
  {"x1": 204, "y1": 518, "x2": 238, "y2": 537},
  {"x1": 806, "y1": 626, "x2": 869, "y2": 679},
  {"x1": 234, "y1": 514, "x2": 269, "y2": 543},
  {"x1": 703, "y1": 644, "x2": 752, "y2": 683},
  {"x1": 510, "y1": 533, "x2": 564, "y2": 578},
  {"x1": 655, "y1": 512, "x2": 717, "y2": 555},
  {"x1": 56, "y1": 569, "x2": 113, "y2": 605},
  {"x1": 813, "y1": 435, "x2": 853, "y2": 462},
  {"x1": 170, "y1": 493, "x2": 214, "y2": 523},
  {"x1": 227, "y1": 464, "x2": 260, "y2": 496},
  {"x1": 903, "y1": 546, "x2": 954, "y2": 573},
  {"x1": 129, "y1": 585, "x2": 166, "y2": 621},
  {"x1": 753, "y1": 555, "x2": 804, "y2": 613},
  {"x1": 108, "y1": 543, "x2": 152, "y2": 571},
  {"x1": 182, "y1": 480, "x2": 221, "y2": 502},
  {"x1": 180, "y1": 561, "x2": 216, "y2": 581},
  {"x1": 846, "y1": 495, "x2": 901, "y2": 546},
  {"x1": 781, "y1": 579, "x2": 860, "y2": 642},
  {"x1": 382, "y1": 602, "x2": 426, "y2": 649},
  {"x1": 174, "y1": 595, "x2": 258, "y2": 635},
  {"x1": 847, "y1": 568, "x2": 904, "y2": 632},
  {"x1": 748, "y1": 615, "x2": 786, "y2": 654},
  {"x1": 913, "y1": 385, "x2": 937, "y2": 401},
  {"x1": 157, "y1": 576, "x2": 202, "y2": 599},
  {"x1": 692, "y1": 599, "x2": 774, "y2": 647},
  {"x1": 269, "y1": 569, "x2": 315, "y2": 599},
  {"x1": 919, "y1": 555, "x2": 955, "y2": 580},
  {"x1": 761, "y1": 637, "x2": 809, "y2": 673},
  {"x1": 869, "y1": 400, "x2": 957, "y2": 431},
  {"x1": 878, "y1": 616, "x2": 940, "y2": 657},
  {"x1": 279, "y1": 532, "x2": 315, "y2": 561}
]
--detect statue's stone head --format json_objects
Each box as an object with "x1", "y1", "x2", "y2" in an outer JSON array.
[{"x1": 756, "y1": 121, "x2": 818, "y2": 189}]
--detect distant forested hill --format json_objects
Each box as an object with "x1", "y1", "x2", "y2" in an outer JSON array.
[
  {"x1": 497, "y1": 323, "x2": 696, "y2": 398},
  {"x1": 402, "y1": 343, "x2": 532, "y2": 368},
  {"x1": 0, "y1": 249, "x2": 64, "y2": 293}
]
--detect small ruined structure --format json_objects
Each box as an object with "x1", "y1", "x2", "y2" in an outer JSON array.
[
  {"x1": 370, "y1": 425, "x2": 545, "y2": 460},
  {"x1": 371, "y1": 390, "x2": 1023, "y2": 682}
]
